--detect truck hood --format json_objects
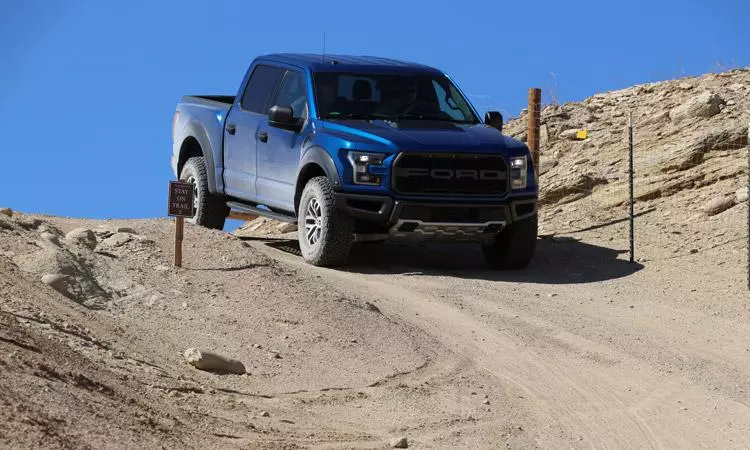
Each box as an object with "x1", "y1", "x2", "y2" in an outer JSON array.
[{"x1": 318, "y1": 119, "x2": 526, "y2": 154}]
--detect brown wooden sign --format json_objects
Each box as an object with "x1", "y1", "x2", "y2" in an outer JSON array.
[{"x1": 168, "y1": 181, "x2": 195, "y2": 218}]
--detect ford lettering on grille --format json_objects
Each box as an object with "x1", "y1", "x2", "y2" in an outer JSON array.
[{"x1": 392, "y1": 153, "x2": 509, "y2": 196}]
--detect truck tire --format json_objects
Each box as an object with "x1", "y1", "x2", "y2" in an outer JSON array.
[
  {"x1": 180, "y1": 156, "x2": 229, "y2": 230},
  {"x1": 482, "y1": 214, "x2": 537, "y2": 269},
  {"x1": 298, "y1": 176, "x2": 353, "y2": 266}
]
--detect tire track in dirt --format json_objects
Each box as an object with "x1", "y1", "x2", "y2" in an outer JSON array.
[{"x1": 256, "y1": 241, "x2": 750, "y2": 448}]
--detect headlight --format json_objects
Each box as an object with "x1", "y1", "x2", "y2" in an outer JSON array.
[
  {"x1": 347, "y1": 151, "x2": 386, "y2": 185},
  {"x1": 510, "y1": 155, "x2": 527, "y2": 189}
]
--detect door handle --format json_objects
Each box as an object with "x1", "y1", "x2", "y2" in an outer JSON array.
[
  {"x1": 226, "y1": 123, "x2": 236, "y2": 135},
  {"x1": 258, "y1": 131, "x2": 268, "y2": 143}
]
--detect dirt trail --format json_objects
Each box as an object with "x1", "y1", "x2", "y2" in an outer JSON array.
[{"x1": 248, "y1": 229, "x2": 750, "y2": 449}]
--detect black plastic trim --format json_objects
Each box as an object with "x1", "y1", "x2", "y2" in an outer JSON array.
[
  {"x1": 334, "y1": 193, "x2": 394, "y2": 223},
  {"x1": 227, "y1": 201, "x2": 297, "y2": 224},
  {"x1": 510, "y1": 199, "x2": 538, "y2": 221}
]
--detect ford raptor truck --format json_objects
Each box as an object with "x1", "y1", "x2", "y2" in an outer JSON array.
[{"x1": 171, "y1": 54, "x2": 538, "y2": 268}]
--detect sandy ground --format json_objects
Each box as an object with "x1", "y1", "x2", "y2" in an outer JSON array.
[{"x1": 1, "y1": 203, "x2": 748, "y2": 449}]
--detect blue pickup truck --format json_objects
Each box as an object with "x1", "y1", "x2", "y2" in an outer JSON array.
[{"x1": 172, "y1": 54, "x2": 537, "y2": 268}]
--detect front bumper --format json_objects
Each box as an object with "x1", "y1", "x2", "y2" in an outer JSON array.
[{"x1": 334, "y1": 192, "x2": 537, "y2": 242}]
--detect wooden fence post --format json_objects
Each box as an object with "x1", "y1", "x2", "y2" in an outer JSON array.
[{"x1": 527, "y1": 88, "x2": 542, "y2": 179}]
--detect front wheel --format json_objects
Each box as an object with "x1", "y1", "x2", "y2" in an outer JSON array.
[
  {"x1": 298, "y1": 176, "x2": 353, "y2": 266},
  {"x1": 482, "y1": 214, "x2": 537, "y2": 269}
]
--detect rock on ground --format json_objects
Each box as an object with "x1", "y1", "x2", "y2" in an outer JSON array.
[
  {"x1": 703, "y1": 196, "x2": 737, "y2": 216},
  {"x1": 183, "y1": 348, "x2": 246, "y2": 374},
  {"x1": 65, "y1": 228, "x2": 97, "y2": 249},
  {"x1": 0, "y1": 207, "x2": 12, "y2": 217},
  {"x1": 669, "y1": 91, "x2": 725, "y2": 122},
  {"x1": 390, "y1": 436, "x2": 408, "y2": 448},
  {"x1": 736, "y1": 186, "x2": 749, "y2": 203},
  {"x1": 101, "y1": 232, "x2": 132, "y2": 248}
]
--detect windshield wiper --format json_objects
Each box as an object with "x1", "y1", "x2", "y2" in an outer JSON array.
[
  {"x1": 394, "y1": 113, "x2": 474, "y2": 124},
  {"x1": 325, "y1": 112, "x2": 390, "y2": 120}
]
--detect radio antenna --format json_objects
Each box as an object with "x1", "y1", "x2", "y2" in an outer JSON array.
[{"x1": 322, "y1": 32, "x2": 326, "y2": 62}]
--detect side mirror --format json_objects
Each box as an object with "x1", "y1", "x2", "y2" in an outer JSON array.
[
  {"x1": 268, "y1": 105, "x2": 300, "y2": 131},
  {"x1": 484, "y1": 111, "x2": 503, "y2": 132}
]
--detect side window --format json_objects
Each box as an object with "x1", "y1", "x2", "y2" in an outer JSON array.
[
  {"x1": 272, "y1": 70, "x2": 308, "y2": 120},
  {"x1": 241, "y1": 65, "x2": 284, "y2": 113}
]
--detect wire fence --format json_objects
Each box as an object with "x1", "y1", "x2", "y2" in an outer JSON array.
[{"x1": 512, "y1": 73, "x2": 750, "y2": 290}]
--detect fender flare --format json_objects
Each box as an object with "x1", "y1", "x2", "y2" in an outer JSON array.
[
  {"x1": 181, "y1": 120, "x2": 219, "y2": 195},
  {"x1": 295, "y1": 146, "x2": 342, "y2": 212}
]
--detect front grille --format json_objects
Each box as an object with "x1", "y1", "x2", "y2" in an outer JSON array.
[{"x1": 392, "y1": 153, "x2": 509, "y2": 196}]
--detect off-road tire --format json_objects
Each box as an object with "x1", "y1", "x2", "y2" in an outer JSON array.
[
  {"x1": 298, "y1": 176, "x2": 353, "y2": 266},
  {"x1": 180, "y1": 157, "x2": 229, "y2": 230},
  {"x1": 482, "y1": 214, "x2": 537, "y2": 269}
]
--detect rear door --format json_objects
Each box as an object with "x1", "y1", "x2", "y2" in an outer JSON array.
[
  {"x1": 223, "y1": 64, "x2": 284, "y2": 201},
  {"x1": 255, "y1": 69, "x2": 309, "y2": 212}
]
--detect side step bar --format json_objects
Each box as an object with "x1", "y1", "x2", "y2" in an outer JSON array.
[{"x1": 226, "y1": 201, "x2": 297, "y2": 224}]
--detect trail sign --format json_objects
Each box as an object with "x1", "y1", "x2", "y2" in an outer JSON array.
[
  {"x1": 168, "y1": 180, "x2": 194, "y2": 268},
  {"x1": 168, "y1": 181, "x2": 195, "y2": 218}
]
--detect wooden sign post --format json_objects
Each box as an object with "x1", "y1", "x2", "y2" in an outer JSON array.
[{"x1": 168, "y1": 181, "x2": 195, "y2": 267}]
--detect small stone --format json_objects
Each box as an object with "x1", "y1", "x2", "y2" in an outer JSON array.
[
  {"x1": 482, "y1": 399, "x2": 490, "y2": 405},
  {"x1": 703, "y1": 196, "x2": 736, "y2": 216},
  {"x1": 363, "y1": 302, "x2": 381, "y2": 314},
  {"x1": 0, "y1": 207, "x2": 12, "y2": 217},
  {"x1": 101, "y1": 232, "x2": 132, "y2": 248},
  {"x1": 390, "y1": 436, "x2": 408, "y2": 448},
  {"x1": 155, "y1": 265, "x2": 170, "y2": 271},
  {"x1": 65, "y1": 228, "x2": 97, "y2": 249},
  {"x1": 547, "y1": 293, "x2": 558, "y2": 298},
  {"x1": 183, "y1": 348, "x2": 246, "y2": 374},
  {"x1": 269, "y1": 351, "x2": 282, "y2": 359},
  {"x1": 736, "y1": 187, "x2": 748, "y2": 203},
  {"x1": 115, "y1": 227, "x2": 138, "y2": 234},
  {"x1": 277, "y1": 223, "x2": 297, "y2": 234},
  {"x1": 181, "y1": 302, "x2": 187, "y2": 309},
  {"x1": 260, "y1": 411, "x2": 270, "y2": 417}
]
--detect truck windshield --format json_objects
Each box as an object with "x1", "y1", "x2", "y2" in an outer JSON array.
[{"x1": 314, "y1": 72, "x2": 480, "y2": 124}]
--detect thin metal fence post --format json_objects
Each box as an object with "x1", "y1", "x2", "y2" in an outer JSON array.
[{"x1": 629, "y1": 112, "x2": 635, "y2": 263}]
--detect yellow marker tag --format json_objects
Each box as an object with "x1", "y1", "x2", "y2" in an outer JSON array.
[{"x1": 576, "y1": 130, "x2": 588, "y2": 140}]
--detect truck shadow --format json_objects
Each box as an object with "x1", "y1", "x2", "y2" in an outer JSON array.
[{"x1": 263, "y1": 237, "x2": 643, "y2": 284}]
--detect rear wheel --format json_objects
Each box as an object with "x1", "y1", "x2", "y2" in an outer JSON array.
[
  {"x1": 298, "y1": 176, "x2": 353, "y2": 266},
  {"x1": 180, "y1": 157, "x2": 229, "y2": 230},
  {"x1": 482, "y1": 214, "x2": 537, "y2": 269}
]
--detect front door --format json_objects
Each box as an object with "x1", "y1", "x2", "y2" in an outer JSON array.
[
  {"x1": 223, "y1": 64, "x2": 284, "y2": 201},
  {"x1": 255, "y1": 69, "x2": 309, "y2": 213}
]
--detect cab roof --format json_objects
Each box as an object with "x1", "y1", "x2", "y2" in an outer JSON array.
[{"x1": 256, "y1": 53, "x2": 444, "y2": 75}]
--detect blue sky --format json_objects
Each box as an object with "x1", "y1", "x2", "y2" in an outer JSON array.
[{"x1": 0, "y1": 0, "x2": 747, "y2": 226}]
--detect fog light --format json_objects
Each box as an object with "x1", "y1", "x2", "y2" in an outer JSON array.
[{"x1": 510, "y1": 155, "x2": 527, "y2": 189}]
